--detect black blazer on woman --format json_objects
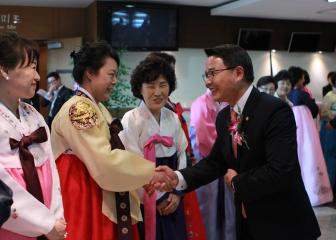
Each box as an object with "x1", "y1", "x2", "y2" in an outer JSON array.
[
  {"x1": 0, "y1": 180, "x2": 12, "y2": 227},
  {"x1": 180, "y1": 87, "x2": 320, "y2": 240}
]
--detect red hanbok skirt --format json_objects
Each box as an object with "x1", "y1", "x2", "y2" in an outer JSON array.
[
  {"x1": 183, "y1": 192, "x2": 207, "y2": 239},
  {"x1": 56, "y1": 154, "x2": 139, "y2": 240}
]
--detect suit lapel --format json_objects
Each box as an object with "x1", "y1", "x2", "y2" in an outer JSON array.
[
  {"x1": 58, "y1": 86, "x2": 66, "y2": 98},
  {"x1": 237, "y1": 87, "x2": 261, "y2": 168},
  {"x1": 241, "y1": 87, "x2": 260, "y2": 128}
]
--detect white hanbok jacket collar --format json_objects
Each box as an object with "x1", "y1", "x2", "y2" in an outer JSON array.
[
  {"x1": 121, "y1": 101, "x2": 187, "y2": 168},
  {"x1": 0, "y1": 101, "x2": 63, "y2": 237}
]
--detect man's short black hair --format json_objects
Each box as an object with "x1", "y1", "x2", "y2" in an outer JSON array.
[
  {"x1": 257, "y1": 75, "x2": 276, "y2": 89},
  {"x1": 47, "y1": 71, "x2": 60, "y2": 80},
  {"x1": 204, "y1": 44, "x2": 254, "y2": 83}
]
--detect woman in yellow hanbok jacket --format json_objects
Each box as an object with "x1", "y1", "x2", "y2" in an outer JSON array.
[{"x1": 51, "y1": 42, "x2": 170, "y2": 240}]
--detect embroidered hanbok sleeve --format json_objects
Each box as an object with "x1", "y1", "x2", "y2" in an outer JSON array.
[{"x1": 51, "y1": 97, "x2": 154, "y2": 192}]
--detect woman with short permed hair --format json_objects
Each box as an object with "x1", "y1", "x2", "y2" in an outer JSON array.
[{"x1": 120, "y1": 56, "x2": 188, "y2": 240}]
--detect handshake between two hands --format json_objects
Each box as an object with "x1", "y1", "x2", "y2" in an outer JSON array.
[{"x1": 143, "y1": 165, "x2": 178, "y2": 196}]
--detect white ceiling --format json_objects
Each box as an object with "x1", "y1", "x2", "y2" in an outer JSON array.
[{"x1": 1, "y1": 0, "x2": 336, "y2": 22}]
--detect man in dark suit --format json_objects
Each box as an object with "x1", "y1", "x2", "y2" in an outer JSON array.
[
  {"x1": 43, "y1": 72, "x2": 73, "y2": 128},
  {"x1": 157, "y1": 44, "x2": 321, "y2": 240}
]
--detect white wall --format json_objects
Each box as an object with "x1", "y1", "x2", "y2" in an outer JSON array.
[
  {"x1": 48, "y1": 43, "x2": 336, "y2": 107},
  {"x1": 123, "y1": 49, "x2": 336, "y2": 107},
  {"x1": 272, "y1": 51, "x2": 336, "y2": 102}
]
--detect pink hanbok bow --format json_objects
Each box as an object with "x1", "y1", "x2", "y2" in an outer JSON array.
[{"x1": 143, "y1": 134, "x2": 173, "y2": 240}]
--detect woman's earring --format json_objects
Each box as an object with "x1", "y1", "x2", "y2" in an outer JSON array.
[{"x1": 0, "y1": 69, "x2": 9, "y2": 80}]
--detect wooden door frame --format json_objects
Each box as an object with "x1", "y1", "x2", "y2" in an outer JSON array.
[{"x1": 37, "y1": 41, "x2": 48, "y2": 118}]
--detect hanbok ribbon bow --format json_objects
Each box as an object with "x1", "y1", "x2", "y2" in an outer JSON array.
[
  {"x1": 109, "y1": 119, "x2": 125, "y2": 150},
  {"x1": 143, "y1": 134, "x2": 173, "y2": 240},
  {"x1": 9, "y1": 126, "x2": 47, "y2": 203}
]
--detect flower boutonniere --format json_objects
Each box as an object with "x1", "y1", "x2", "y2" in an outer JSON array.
[{"x1": 229, "y1": 107, "x2": 249, "y2": 149}]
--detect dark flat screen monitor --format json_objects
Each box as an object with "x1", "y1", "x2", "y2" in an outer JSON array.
[
  {"x1": 288, "y1": 32, "x2": 321, "y2": 52},
  {"x1": 106, "y1": 6, "x2": 178, "y2": 51},
  {"x1": 237, "y1": 28, "x2": 272, "y2": 50}
]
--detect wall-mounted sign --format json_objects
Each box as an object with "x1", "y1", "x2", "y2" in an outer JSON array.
[{"x1": 0, "y1": 14, "x2": 21, "y2": 31}]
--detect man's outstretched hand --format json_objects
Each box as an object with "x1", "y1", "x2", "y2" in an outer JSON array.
[
  {"x1": 143, "y1": 166, "x2": 178, "y2": 195},
  {"x1": 154, "y1": 165, "x2": 178, "y2": 191}
]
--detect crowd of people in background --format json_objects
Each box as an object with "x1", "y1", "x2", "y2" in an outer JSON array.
[
  {"x1": 257, "y1": 67, "x2": 336, "y2": 206},
  {"x1": 0, "y1": 30, "x2": 335, "y2": 240},
  {"x1": 257, "y1": 67, "x2": 334, "y2": 207}
]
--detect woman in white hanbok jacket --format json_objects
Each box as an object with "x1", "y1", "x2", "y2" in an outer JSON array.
[
  {"x1": 0, "y1": 32, "x2": 65, "y2": 240},
  {"x1": 120, "y1": 57, "x2": 188, "y2": 240}
]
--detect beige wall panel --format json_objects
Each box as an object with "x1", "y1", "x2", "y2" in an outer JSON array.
[{"x1": 47, "y1": 37, "x2": 82, "y2": 90}]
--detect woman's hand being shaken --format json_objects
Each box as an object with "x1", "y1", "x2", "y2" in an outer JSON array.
[{"x1": 45, "y1": 219, "x2": 67, "y2": 240}]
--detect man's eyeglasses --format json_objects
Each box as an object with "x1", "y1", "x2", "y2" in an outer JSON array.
[{"x1": 202, "y1": 66, "x2": 236, "y2": 82}]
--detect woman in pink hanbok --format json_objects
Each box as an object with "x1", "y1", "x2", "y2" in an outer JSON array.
[
  {"x1": 190, "y1": 89, "x2": 236, "y2": 240},
  {"x1": 0, "y1": 32, "x2": 65, "y2": 240},
  {"x1": 288, "y1": 66, "x2": 333, "y2": 206}
]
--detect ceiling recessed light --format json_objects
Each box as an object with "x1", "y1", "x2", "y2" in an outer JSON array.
[{"x1": 327, "y1": 0, "x2": 336, "y2": 3}]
